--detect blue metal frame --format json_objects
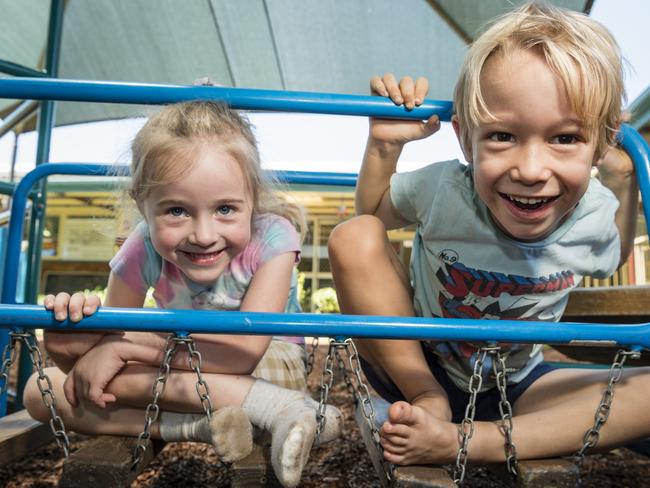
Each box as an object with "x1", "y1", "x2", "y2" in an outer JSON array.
[
  {"x1": 0, "y1": 78, "x2": 649, "y2": 417},
  {"x1": 0, "y1": 77, "x2": 454, "y2": 121}
]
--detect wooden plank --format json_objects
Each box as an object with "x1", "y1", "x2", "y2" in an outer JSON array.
[
  {"x1": 354, "y1": 402, "x2": 455, "y2": 488},
  {"x1": 564, "y1": 286, "x2": 650, "y2": 319},
  {"x1": 231, "y1": 433, "x2": 281, "y2": 487},
  {"x1": 0, "y1": 409, "x2": 53, "y2": 466},
  {"x1": 514, "y1": 459, "x2": 579, "y2": 488},
  {"x1": 59, "y1": 435, "x2": 164, "y2": 488}
]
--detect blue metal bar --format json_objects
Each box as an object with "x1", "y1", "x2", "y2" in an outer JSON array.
[
  {"x1": 0, "y1": 305, "x2": 648, "y2": 349},
  {"x1": 0, "y1": 164, "x2": 354, "y2": 306},
  {"x1": 619, "y1": 125, "x2": 650, "y2": 236},
  {"x1": 0, "y1": 78, "x2": 454, "y2": 121}
]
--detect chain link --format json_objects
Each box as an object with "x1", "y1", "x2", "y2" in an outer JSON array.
[
  {"x1": 315, "y1": 338, "x2": 337, "y2": 442},
  {"x1": 132, "y1": 334, "x2": 178, "y2": 469},
  {"x1": 453, "y1": 347, "x2": 490, "y2": 486},
  {"x1": 490, "y1": 347, "x2": 518, "y2": 476},
  {"x1": 305, "y1": 336, "x2": 319, "y2": 376},
  {"x1": 184, "y1": 337, "x2": 213, "y2": 419},
  {"x1": 19, "y1": 331, "x2": 70, "y2": 457},
  {"x1": 343, "y1": 338, "x2": 394, "y2": 482},
  {"x1": 0, "y1": 332, "x2": 20, "y2": 395},
  {"x1": 574, "y1": 348, "x2": 640, "y2": 472}
]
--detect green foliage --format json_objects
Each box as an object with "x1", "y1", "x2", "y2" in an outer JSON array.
[{"x1": 311, "y1": 287, "x2": 340, "y2": 314}]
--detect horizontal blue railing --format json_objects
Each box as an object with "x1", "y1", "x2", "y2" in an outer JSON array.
[
  {"x1": 0, "y1": 77, "x2": 454, "y2": 121},
  {"x1": 0, "y1": 304, "x2": 648, "y2": 349}
]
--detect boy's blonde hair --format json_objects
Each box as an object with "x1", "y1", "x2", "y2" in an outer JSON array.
[
  {"x1": 454, "y1": 1, "x2": 625, "y2": 161},
  {"x1": 129, "y1": 101, "x2": 305, "y2": 240}
]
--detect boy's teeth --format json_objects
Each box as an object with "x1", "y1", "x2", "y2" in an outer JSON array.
[{"x1": 508, "y1": 195, "x2": 549, "y2": 204}]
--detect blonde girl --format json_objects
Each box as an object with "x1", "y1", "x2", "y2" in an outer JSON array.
[{"x1": 24, "y1": 101, "x2": 341, "y2": 488}]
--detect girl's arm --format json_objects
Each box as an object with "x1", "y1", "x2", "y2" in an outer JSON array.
[{"x1": 173, "y1": 252, "x2": 298, "y2": 373}]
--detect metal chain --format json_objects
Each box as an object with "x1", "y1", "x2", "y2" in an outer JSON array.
[
  {"x1": 343, "y1": 338, "x2": 394, "y2": 482},
  {"x1": 305, "y1": 336, "x2": 319, "y2": 376},
  {"x1": 19, "y1": 331, "x2": 71, "y2": 457},
  {"x1": 132, "y1": 334, "x2": 179, "y2": 469},
  {"x1": 574, "y1": 348, "x2": 641, "y2": 471},
  {"x1": 453, "y1": 347, "x2": 489, "y2": 486},
  {"x1": 0, "y1": 332, "x2": 20, "y2": 395},
  {"x1": 490, "y1": 347, "x2": 518, "y2": 476},
  {"x1": 315, "y1": 338, "x2": 337, "y2": 441},
  {"x1": 182, "y1": 336, "x2": 213, "y2": 419},
  {"x1": 333, "y1": 344, "x2": 355, "y2": 397}
]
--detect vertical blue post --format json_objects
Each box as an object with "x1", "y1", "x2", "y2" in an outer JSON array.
[{"x1": 1, "y1": 0, "x2": 65, "y2": 416}]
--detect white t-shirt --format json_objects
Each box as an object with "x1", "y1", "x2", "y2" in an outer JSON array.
[{"x1": 391, "y1": 160, "x2": 620, "y2": 391}]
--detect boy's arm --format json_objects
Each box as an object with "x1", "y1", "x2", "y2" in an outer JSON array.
[
  {"x1": 356, "y1": 74, "x2": 440, "y2": 229},
  {"x1": 597, "y1": 146, "x2": 639, "y2": 267}
]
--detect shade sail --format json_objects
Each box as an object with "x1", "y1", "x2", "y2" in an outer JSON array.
[{"x1": 0, "y1": 0, "x2": 591, "y2": 129}]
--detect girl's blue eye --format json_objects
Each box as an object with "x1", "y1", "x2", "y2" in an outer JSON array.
[
  {"x1": 489, "y1": 132, "x2": 514, "y2": 143},
  {"x1": 169, "y1": 207, "x2": 185, "y2": 217},
  {"x1": 217, "y1": 205, "x2": 233, "y2": 215},
  {"x1": 551, "y1": 134, "x2": 578, "y2": 144}
]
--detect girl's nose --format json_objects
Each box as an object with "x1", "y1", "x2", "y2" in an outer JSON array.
[
  {"x1": 510, "y1": 145, "x2": 551, "y2": 184},
  {"x1": 190, "y1": 217, "x2": 217, "y2": 247}
]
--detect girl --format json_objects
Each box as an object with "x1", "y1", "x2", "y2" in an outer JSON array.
[{"x1": 24, "y1": 101, "x2": 341, "y2": 488}]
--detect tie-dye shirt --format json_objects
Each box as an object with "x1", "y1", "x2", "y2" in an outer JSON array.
[{"x1": 109, "y1": 213, "x2": 303, "y2": 343}]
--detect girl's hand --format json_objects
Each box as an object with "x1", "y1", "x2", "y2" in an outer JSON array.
[
  {"x1": 63, "y1": 334, "x2": 125, "y2": 408},
  {"x1": 369, "y1": 73, "x2": 440, "y2": 146},
  {"x1": 44, "y1": 292, "x2": 102, "y2": 322}
]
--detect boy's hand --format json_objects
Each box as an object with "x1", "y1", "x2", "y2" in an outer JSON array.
[
  {"x1": 63, "y1": 334, "x2": 125, "y2": 408},
  {"x1": 596, "y1": 145, "x2": 635, "y2": 184},
  {"x1": 369, "y1": 73, "x2": 440, "y2": 146},
  {"x1": 44, "y1": 292, "x2": 101, "y2": 322}
]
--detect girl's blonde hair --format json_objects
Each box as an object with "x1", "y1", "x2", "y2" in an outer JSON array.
[
  {"x1": 129, "y1": 101, "x2": 306, "y2": 240},
  {"x1": 454, "y1": 1, "x2": 625, "y2": 161}
]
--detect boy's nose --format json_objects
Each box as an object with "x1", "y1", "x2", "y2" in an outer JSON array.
[{"x1": 511, "y1": 146, "x2": 551, "y2": 184}]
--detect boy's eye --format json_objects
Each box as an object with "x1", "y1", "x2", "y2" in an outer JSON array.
[
  {"x1": 550, "y1": 134, "x2": 578, "y2": 144},
  {"x1": 168, "y1": 207, "x2": 187, "y2": 217},
  {"x1": 217, "y1": 205, "x2": 233, "y2": 215},
  {"x1": 488, "y1": 132, "x2": 515, "y2": 143}
]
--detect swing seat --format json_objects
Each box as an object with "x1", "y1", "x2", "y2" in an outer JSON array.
[
  {"x1": 355, "y1": 396, "x2": 579, "y2": 488},
  {"x1": 0, "y1": 409, "x2": 52, "y2": 467}
]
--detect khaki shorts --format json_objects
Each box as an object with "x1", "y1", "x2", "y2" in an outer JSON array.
[{"x1": 252, "y1": 340, "x2": 307, "y2": 392}]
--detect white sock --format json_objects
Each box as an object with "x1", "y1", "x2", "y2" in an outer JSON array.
[
  {"x1": 242, "y1": 380, "x2": 342, "y2": 487},
  {"x1": 159, "y1": 406, "x2": 253, "y2": 463}
]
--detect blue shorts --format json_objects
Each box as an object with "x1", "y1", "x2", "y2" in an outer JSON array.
[{"x1": 360, "y1": 343, "x2": 556, "y2": 423}]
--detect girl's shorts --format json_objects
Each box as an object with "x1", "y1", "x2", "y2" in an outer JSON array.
[
  {"x1": 253, "y1": 339, "x2": 308, "y2": 392},
  {"x1": 360, "y1": 343, "x2": 556, "y2": 423}
]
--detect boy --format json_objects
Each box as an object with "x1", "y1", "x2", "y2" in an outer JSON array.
[{"x1": 329, "y1": 2, "x2": 649, "y2": 468}]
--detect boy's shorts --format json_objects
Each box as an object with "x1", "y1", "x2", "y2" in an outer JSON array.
[
  {"x1": 253, "y1": 339, "x2": 308, "y2": 392},
  {"x1": 360, "y1": 343, "x2": 556, "y2": 423}
]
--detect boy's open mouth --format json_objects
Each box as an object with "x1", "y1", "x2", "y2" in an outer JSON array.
[{"x1": 499, "y1": 193, "x2": 559, "y2": 211}]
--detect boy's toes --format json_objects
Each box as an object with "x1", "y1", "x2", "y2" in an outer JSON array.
[
  {"x1": 387, "y1": 400, "x2": 414, "y2": 425},
  {"x1": 209, "y1": 406, "x2": 253, "y2": 463}
]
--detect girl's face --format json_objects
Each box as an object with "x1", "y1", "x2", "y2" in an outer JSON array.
[{"x1": 141, "y1": 144, "x2": 253, "y2": 285}]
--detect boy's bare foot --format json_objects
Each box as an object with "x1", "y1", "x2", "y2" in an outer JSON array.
[{"x1": 380, "y1": 401, "x2": 459, "y2": 465}]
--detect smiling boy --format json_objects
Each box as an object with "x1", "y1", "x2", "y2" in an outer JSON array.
[{"x1": 329, "y1": 2, "x2": 648, "y2": 469}]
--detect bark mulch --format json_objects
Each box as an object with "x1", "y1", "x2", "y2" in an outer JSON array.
[{"x1": 1, "y1": 346, "x2": 649, "y2": 487}]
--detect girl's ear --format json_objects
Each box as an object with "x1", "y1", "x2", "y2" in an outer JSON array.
[{"x1": 452, "y1": 115, "x2": 473, "y2": 164}]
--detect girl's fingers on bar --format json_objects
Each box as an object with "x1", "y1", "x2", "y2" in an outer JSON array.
[{"x1": 53, "y1": 292, "x2": 72, "y2": 320}]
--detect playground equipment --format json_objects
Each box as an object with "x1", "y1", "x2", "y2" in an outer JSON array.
[{"x1": 0, "y1": 77, "x2": 649, "y2": 487}]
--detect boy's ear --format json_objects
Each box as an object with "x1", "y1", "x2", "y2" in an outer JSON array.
[{"x1": 452, "y1": 115, "x2": 473, "y2": 164}]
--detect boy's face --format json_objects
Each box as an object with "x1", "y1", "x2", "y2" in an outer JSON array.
[{"x1": 455, "y1": 49, "x2": 597, "y2": 242}]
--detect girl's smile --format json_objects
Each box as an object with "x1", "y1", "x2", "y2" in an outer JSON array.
[{"x1": 141, "y1": 144, "x2": 253, "y2": 284}]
